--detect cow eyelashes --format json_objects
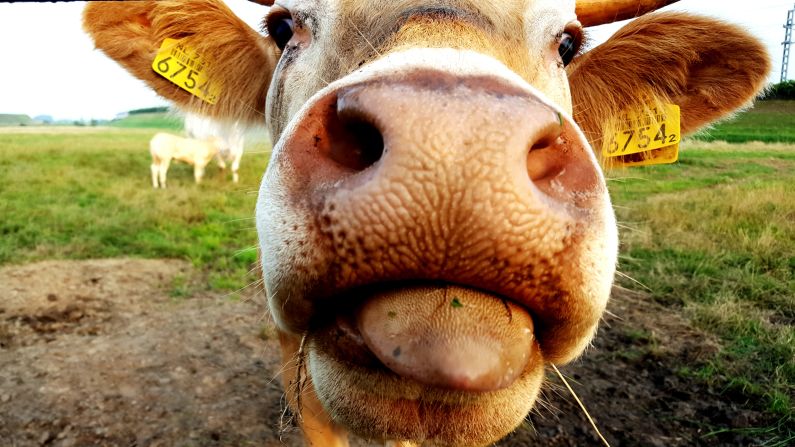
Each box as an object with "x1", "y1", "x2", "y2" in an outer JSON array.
[
  {"x1": 558, "y1": 31, "x2": 581, "y2": 66},
  {"x1": 266, "y1": 10, "x2": 295, "y2": 50}
]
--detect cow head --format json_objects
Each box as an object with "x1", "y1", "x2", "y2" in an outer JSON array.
[{"x1": 84, "y1": 1, "x2": 769, "y2": 445}]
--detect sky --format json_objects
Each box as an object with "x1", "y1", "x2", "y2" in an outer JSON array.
[{"x1": 0, "y1": 0, "x2": 792, "y2": 121}]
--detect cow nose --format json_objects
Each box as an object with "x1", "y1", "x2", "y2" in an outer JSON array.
[
  {"x1": 267, "y1": 69, "x2": 608, "y2": 366},
  {"x1": 315, "y1": 71, "x2": 601, "y2": 211},
  {"x1": 331, "y1": 80, "x2": 566, "y2": 176}
]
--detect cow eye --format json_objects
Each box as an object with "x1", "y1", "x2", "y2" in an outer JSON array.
[
  {"x1": 558, "y1": 31, "x2": 580, "y2": 66},
  {"x1": 266, "y1": 13, "x2": 295, "y2": 50}
]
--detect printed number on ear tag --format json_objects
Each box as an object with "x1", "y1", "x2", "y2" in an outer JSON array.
[
  {"x1": 606, "y1": 144, "x2": 679, "y2": 167},
  {"x1": 152, "y1": 38, "x2": 221, "y2": 105},
  {"x1": 603, "y1": 103, "x2": 681, "y2": 167}
]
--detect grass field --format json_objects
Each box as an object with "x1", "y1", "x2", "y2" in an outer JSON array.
[
  {"x1": 0, "y1": 127, "x2": 269, "y2": 293},
  {"x1": 608, "y1": 141, "x2": 794, "y2": 432},
  {"x1": 693, "y1": 100, "x2": 795, "y2": 143},
  {"x1": 0, "y1": 117, "x2": 792, "y2": 441}
]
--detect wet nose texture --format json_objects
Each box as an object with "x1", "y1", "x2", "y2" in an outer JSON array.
[
  {"x1": 329, "y1": 71, "x2": 602, "y2": 210},
  {"x1": 271, "y1": 69, "x2": 609, "y2": 364}
]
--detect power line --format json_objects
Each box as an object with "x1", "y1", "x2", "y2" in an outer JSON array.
[{"x1": 782, "y1": 3, "x2": 794, "y2": 82}]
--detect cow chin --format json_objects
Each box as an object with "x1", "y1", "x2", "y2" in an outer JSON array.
[{"x1": 308, "y1": 332, "x2": 544, "y2": 447}]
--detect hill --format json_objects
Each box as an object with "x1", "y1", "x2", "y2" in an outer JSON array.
[
  {"x1": 693, "y1": 100, "x2": 795, "y2": 143},
  {"x1": 109, "y1": 112, "x2": 182, "y2": 130},
  {"x1": 0, "y1": 114, "x2": 36, "y2": 127}
]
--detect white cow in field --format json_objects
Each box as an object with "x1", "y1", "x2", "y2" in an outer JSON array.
[
  {"x1": 149, "y1": 132, "x2": 222, "y2": 188},
  {"x1": 184, "y1": 113, "x2": 245, "y2": 183}
]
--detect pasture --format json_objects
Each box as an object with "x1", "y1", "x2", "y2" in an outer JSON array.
[
  {"x1": 693, "y1": 100, "x2": 795, "y2": 144},
  {"x1": 0, "y1": 112, "x2": 792, "y2": 445}
]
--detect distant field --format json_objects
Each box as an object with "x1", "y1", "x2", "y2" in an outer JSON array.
[
  {"x1": 0, "y1": 129, "x2": 792, "y2": 442},
  {"x1": 693, "y1": 100, "x2": 795, "y2": 143},
  {"x1": 0, "y1": 127, "x2": 269, "y2": 292},
  {"x1": 108, "y1": 111, "x2": 183, "y2": 130}
]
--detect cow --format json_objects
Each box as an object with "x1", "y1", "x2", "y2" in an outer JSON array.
[
  {"x1": 149, "y1": 132, "x2": 223, "y2": 187},
  {"x1": 83, "y1": 0, "x2": 770, "y2": 446},
  {"x1": 184, "y1": 113, "x2": 247, "y2": 183}
]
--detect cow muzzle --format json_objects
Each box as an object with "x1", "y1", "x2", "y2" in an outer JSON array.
[{"x1": 257, "y1": 49, "x2": 617, "y2": 440}]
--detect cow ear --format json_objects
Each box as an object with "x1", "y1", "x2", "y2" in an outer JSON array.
[
  {"x1": 567, "y1": 12, "x2": 771, "y2": 148},
  {"x1": 83, "y1": 0, "x2": 279, "y2": 124}
]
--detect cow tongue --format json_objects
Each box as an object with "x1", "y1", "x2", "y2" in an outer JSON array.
[{"x1": 356, "y1": 284, "x2": 536, "y2": 392}]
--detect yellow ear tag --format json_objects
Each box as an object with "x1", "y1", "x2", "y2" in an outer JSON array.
[
  {"x1": 602, "y1": 103, "x2": 680, "y2": 167},
  {"x1": 152, "y1": 38, "x2": 221, "y2": 105}
]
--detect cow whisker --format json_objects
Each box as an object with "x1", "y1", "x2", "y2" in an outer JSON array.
[
  {"x1": 615, "y1": 270, "x2": 652, "y2": 292},
  {"x1": 233, "y1": 244, "x2": 259, "y2": 256},
  {"x1": 616, "y1": 222, "x2": 646, "y2": 234},
  {"x1": 552, "y1": 365, "x2": 611, "y2": 447},
  {"x1": 224, "y1": 216, "x2": 257, "y2": 223},
  {"x1": 604, "y1": 176, "x2": 649, "y2": 182},
  {"x1": 231, "y1": 225, "x2": 259, "y2": 234},
  {"x1": 603, "y1": 308, "x2": 622, "y2": 321},
  {"x1": 529, "y1": 388, "x2": 559, "y2": 420},
  {"x1": 223, "y1": 277, "x2": 265, "y2": 304}
]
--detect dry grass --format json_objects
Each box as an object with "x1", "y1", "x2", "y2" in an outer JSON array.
[{"x1": 609, "y1": 140, "x2": 794, "y2": 422}]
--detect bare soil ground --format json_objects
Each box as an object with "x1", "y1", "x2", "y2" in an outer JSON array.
[{"x1": 0, "y1": 259, "x2": 770, "y2": 446}]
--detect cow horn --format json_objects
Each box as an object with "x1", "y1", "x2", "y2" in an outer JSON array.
[
  {"x1": 247, "y1": 0, "x2": 274, "y2": 5},
  {"x1": 576, "y1": 0, "x2": 680, "y2": 27}
]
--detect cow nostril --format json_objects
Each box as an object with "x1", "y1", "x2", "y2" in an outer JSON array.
[
  {"x1": 326, "y1": 101, "x2": 384, "y2": 172},
  {"x1": 526, "y1": 121, "x2": 602, "y2": 207},
  {"x1": 529, "y1": 135, "x2": 555, "y2": 153},
  {"x1": 526, "y1": 131, "x2": 562, "y2": 182}
]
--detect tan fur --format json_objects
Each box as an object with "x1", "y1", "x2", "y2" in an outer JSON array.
[
  {"x1": 382, "y1": 16, "x2": 535, "y2": 82},
  {"x1": 339, "y1": 0, "x2": 531, "y2": 76},
  {"x1": 83, "y1": 0, "x2": 279, "y2": 123},
  {"x1": 84, "y1": 2, "x2": 770, "y2": 446}
]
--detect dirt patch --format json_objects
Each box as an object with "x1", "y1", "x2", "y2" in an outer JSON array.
[
  {"x1": 0, "y1": 259, "x2": 298, "y2": 447},
  {"x1": 504, "y1": 288, "x2": 768, "y2": 447},
  {"x1": 0, "y1": 260, "x2": 771, "y2": 446}
]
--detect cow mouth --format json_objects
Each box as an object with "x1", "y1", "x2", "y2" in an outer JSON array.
[
  {"x1": 305, "y1": 282, "x2": 546, "y2": 443},
  {"x1": 308, "y1": 281, "x2": 542, "y2": 393}
]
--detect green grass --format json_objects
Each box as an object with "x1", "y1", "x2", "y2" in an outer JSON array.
[
  {"x1": 0, "y1": 127, "x2": 269, "y2": 294},
  {"x1": 109, "y1": 112, "x2": 183, "y2": 130},
  {"x1": 693, "y1": 100, "x2": 795, "y2": 143},
  {"x1": 608, "y1": 141, "x2": 794, "y2": 434}
]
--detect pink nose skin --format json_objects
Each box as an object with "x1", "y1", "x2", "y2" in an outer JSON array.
[
  {"x1": 286, "y1": 69, "x2": 602, "y2": 215},
  {"x1": 263, "y1": 68, "x2": 610, "y2": 386}
]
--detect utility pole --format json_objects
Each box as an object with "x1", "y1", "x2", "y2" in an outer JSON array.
[{"x1": 783, "y1": 4, "x2": 794, "y2": 82}]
